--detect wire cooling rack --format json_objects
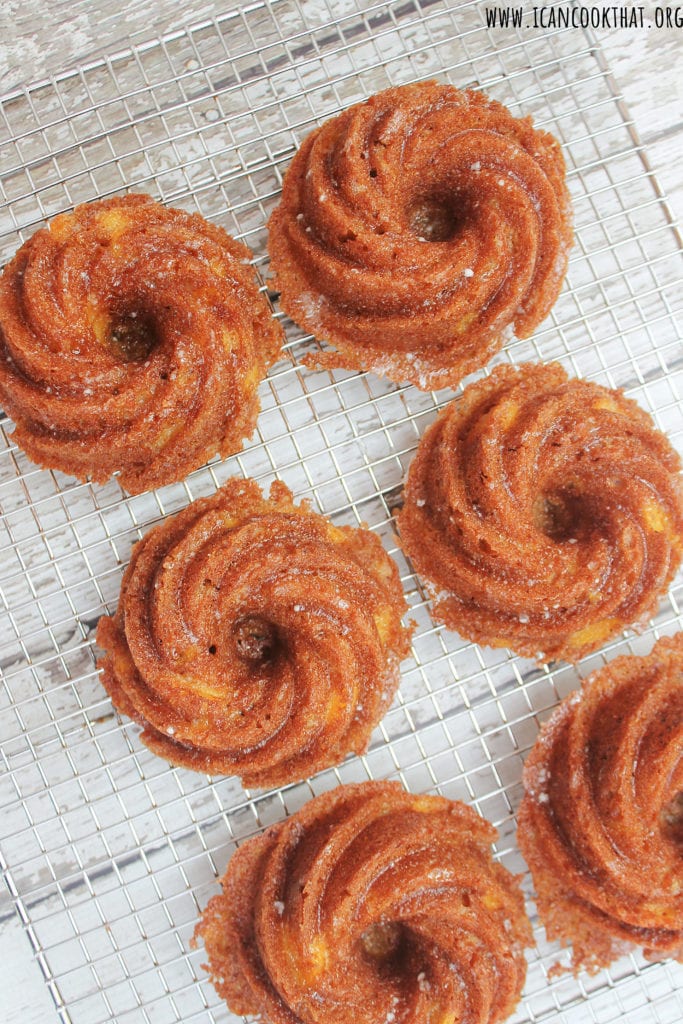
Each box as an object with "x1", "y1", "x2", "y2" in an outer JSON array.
[{"x1": 1, "y1": 2, "x2": 682, "y2": 1022}]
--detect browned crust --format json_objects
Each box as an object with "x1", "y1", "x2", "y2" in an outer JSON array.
[
  {"x1": 195, "y1": 780, "x2": 533, "y2": 1024},
  {"x1": 96, "y1": 477, "x2": 412, "y2": 787},
  {"x1": 518, "y1": 633, "x2": 683, "y2": 973},
  {"x1": 268, "y1": 81, "x2": 572, "y2": 391},
  {"x1": 398, "y1": 361, "x2": 683, "y2": 662},
  {"x1": 0, "y1": 194, "x2": 284, "y2": 492}
]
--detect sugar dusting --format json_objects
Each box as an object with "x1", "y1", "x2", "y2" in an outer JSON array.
[{"x1": 297, "y1": 291, "x2": 324, "y2": 329}]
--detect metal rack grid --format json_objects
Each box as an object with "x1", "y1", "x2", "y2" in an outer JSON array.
[{"x1": 0, "y1": 1, "x2": 682, "y2": 1022}]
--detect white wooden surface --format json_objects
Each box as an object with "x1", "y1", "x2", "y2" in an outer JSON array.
[
  {"x1": 596, "y1": 4, "x2": 683, "y2": 230},
  {"x1": 0, "y1": 4, "x2": 681, "y2": 1023},
  {"x1": 1, "y1": 0, "x2": 681, "y2": 226}
]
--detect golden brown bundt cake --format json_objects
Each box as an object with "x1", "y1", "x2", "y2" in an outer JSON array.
[
  {"x1": 0, "y1": 194, "x2": 283, "y2": 492},
  {"x1": 268, "y1": 81, "x2": 572, "y2": 390},
  {"x1": 518, "y1": 633, "x2": 683, "y2": 973},
  {"x1": 196, "y1": 780, "x2": 532, "y2": 1024},
  {"x1": 96, "y1": 478, "x2": 412, "y2": 787},
  {"x1": 398, "y1": 362, "x2": 683, "y2": 662}
]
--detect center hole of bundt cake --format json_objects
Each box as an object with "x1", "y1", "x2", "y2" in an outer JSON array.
[
  {"x1": 108, "y1": 310, "x2": 159, "y2": 362},
  {"x1": 360, "y1": 921, "x2": 406, "y2": 967},
  {"x1": 232, "y1": 616, "x2": 280, "y2": 663},
  {"x1": 662, "y1": 792, "x2": 683, "y2": 843},
  {"x1": 408, "y1": 197, "x2": 459, "y2": 242},
  {"x1": 533, "y1": 491, "x2": 587, "y2": 543}
]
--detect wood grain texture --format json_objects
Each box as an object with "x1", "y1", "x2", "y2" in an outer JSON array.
[
  {"x1": 596, "y1": 3, "x2": 683, "y2": 226},
  {"x1": 0, "y1": 5, "x2": 680, "y2": 1024},
  {"x1": 0, "y1": 906, "x2": 59, "y2": 1023},
  {"x1": 0, "y1": 2, "x2": 681, "y2": 222}
]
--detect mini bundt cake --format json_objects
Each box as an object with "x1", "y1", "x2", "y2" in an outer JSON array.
[
  {"x1": 518, "y1": 633, "x2": 683, "y2": 972},
  {"x1": 96, "y1": 478, "x2": 412, "y2": 787},
  {"x1": 196, "y1": 780, "x2": 532, "y2": 1024},
  {"x1": 0, "y1": 194, "x2": 283, "y2": 492},
  {"x1": 268, "y1": 81, "x2": 572, "y2": 390},
  {"x1": 398, "y1": 362, "x2": 683, "y2": 662}
]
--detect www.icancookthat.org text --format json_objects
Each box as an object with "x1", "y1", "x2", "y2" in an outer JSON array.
[{"x1": 485, "y1": 6, "x2": 682, "y2": 29}]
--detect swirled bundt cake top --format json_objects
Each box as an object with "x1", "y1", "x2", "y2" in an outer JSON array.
[
  {"x1": 0, "y1": 194, "x2": 283, "y2": 492},
  {"x1": 96, "y1": 477, "x2": 412, "y2": 787},
  {"x1": 268, "y1": 80, "x2": 572, "y2": 390},
  {"x1": 398, "y1": 361, "x2": 683, "y2": 662},
  {"x1": 196, "y1": 780, "x2": 532, "y2": 1024},
  {"x1": 518, "y1": 632, "x2": 683, "y2": 973}
]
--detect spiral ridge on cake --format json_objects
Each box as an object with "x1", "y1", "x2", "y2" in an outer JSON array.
[
  {"x1": 518, "y1": 634, "x2": 683, "y2": 972},
  {"x1": 268, "y1": 81, "x2": 572, "y2": 391},
  {"x1": 96, "y1": 478, "x2": 411, "y2": 787},
  {"x1": 398, "y1": 362, "x2": 683, "y2": 662},
  {"x1": 0, "y1": 194, "x2": 283, "y2": 493},
  {"x1": 196, "y1": 780, "x2": 532, "y2": 1024}
]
